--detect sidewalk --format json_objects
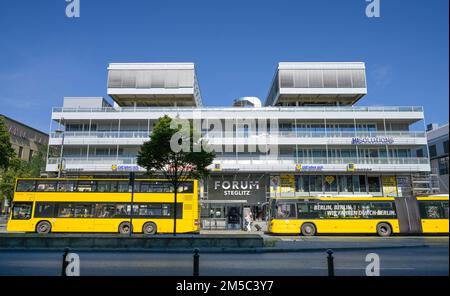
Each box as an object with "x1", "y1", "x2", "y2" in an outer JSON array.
[{"x1": 0, "y1": 216, "x2": 7, "y2": 233}]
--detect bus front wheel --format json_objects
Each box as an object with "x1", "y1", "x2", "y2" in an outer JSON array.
[
  {"x1": 142, "y1": 222, "x2": 157, "y2": 235},
  {"x1": 36, "y1": 221, "x2": 51, "y2": 234},
  {"x1": 118, "y1": 222, "x2": 133, "y2": 234},
  {"x1": 376, "y1": 223, "x2": 392, "y2": 237},
  {"x1": 301, "y1": 223, "x2": 316, "y2": 236}
]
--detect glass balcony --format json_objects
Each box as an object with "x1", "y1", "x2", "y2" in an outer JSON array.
[
  {"x1": 47, "y1": 156, "x2": 430, "y2": 166},
  {"x1": 50, "y1": 130, "x2": 425, "y2": 140},
  {"x1": 51, "y1": 131, "x2": 150, "y2": 139},
  {"x1": 52, "y1": 106, "x2": 424, "y2": 113}
]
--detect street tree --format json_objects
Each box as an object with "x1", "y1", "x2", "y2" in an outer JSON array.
[
  {"x1": 0, "y1": 116, "x2": 14, "y2": 171},
  {"x1": 137, "y1": 115, "x2": 215, "y2": 235}
]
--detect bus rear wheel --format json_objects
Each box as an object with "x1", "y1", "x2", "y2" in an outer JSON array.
[
  {"x1": 36, "y1": 221, "x2": 51, "y2": 234},
  {"x1": 377, "y1": 223, "x2": 392, "y2": 237},
  {"x1": 142, "y1": 222, "x2": 157, "y2": 235},
  {"x1": 119, "y1": 222, "x2": 132, "y2": 234},
  {"x1": 301, "y1": 223, "x2": 316, "y2": 236}
]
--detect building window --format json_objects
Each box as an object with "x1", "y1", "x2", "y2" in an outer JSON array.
[
  {"x1": 324, "y1": 175, "x2": 338, "y2": 192},
  {"x1": 338, "y1": 175, "x2": 353, "y2": 193},
  {"x1": 438, "y1": 157, "x2": 449, "y2": 175},
  {"x1": 28, "y1": 150, "x2": 33, "y2": 161},
  {"x1": 368, "y1": 176, "x2": 381, "y2": 193},
  {"x1": 353, "y1": 175, "x2": 367, "y2": 193},
  {"x1": 18, "y1": 146, "x2": 23, "y2": 158},
  {"x1": 310, "y1": 176, "x2": 323, "y2": 192},
  {"x1": 444, "y1": 140, "x2": 449, "y2": 155},
  {"x1": 416, "y1": 149, "x2": 423, "y2": 158},
  {"x1": 429, "y1": 145, "x2": 437, "y2": 158}
]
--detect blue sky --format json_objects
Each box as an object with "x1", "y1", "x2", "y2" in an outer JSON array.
[{"x1": 0, "y1": 0, "x2": 448, "y2": 132}]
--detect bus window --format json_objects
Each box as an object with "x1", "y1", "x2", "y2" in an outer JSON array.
[
  {"x1": 138, "y1": 204, "x2": 163, "y2": 217},
  {"x1": 419, "y1": 201, "x2": 446, "y2": 219},
  {"x1": 73, "y1": 204, "x2": 94, "y2": 218},
  {"x1": 76, "y1": 181, "x2": 96, "y2": 192},
  {"x1": 35, "y1": 203, "x2": 55, "y2": 218},
  {"x1": 16, "y1": 180, "x2": 36, "y2": 192},
  {"x1": 369, "y1": 202, "x2": 397, "y2": 218},
  {"x1": 117, "y1": 182, "x2": 129, "y2": 193},
  {"x1": 296, "y1": 203, "x2": 319, "y2": 219},
  {"x1": 57, "y1": 204, "x2": 74, "y2": 218},
  {"x1": 443, "y1": 202, "x2": 449, "y2": 219},
  {"x1": 36, "y1": 181, "x2": 57, "y2": 192},
  {"x1": 57, "y1": 181, "x2": 76, "y2": 192},
  {"x1": 137, "y1": 182, "x2": 152, "y2": 193},
  {"x1": 95, "y1": 204, "x2": 116, "y2": 218},
  {"x1": 178, "y1": 182, "x2": 193, "y2": 193},
  {"x1": 12, "y1": 203, "x2": 32, "y2": 220},
  {"x1": 115, "y1": 204, "x2": 129, "y2": 217},
  {"x1": 276, "y1": 203, "x2": 296, "y2": 219},
  {"x1": 97, "y1": 181, "x2": 117, "y2": 192}
]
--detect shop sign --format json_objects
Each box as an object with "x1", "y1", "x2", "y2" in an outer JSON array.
[
  {"x1": 208, "y1": 175, "x2": 266, "y2": 203},
  {"x1": 111, "y1": 164, "x2": 140, "y2": 172},
  {"x1": 295, "y1": 164, "x2": 324, "y2": 172},
  {"x1": 351, "y1": 137, "x2": 394, "y2": 145}
]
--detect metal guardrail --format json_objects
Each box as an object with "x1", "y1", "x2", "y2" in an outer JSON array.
[
  {"x1": 50, "y1": 130, "x2": 426, "y2": 139},
  {"x1": 52, "y1": 106, "x2": 424, "y2": 113},
  {"x1": 47, "y1": 157, "x2": 430, "y2": 166}
]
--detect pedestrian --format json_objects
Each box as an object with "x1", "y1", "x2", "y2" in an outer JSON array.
[{"x1": 245, "y1": 211, "x2": 253, "y2": 232}]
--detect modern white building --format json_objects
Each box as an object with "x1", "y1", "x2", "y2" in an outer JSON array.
[
  {"x1": 415, "y1": 123, "x2": 449, "y2": 193},
  {"x1": 46, "y1": 62, "x2": 433, "y2": 230}
]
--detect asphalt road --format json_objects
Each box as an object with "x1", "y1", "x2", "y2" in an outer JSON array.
[{"x1": 0, "y1": 244, "x2": 448, "y2": 276}]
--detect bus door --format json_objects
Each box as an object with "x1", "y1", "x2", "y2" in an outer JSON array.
[{"x1": 394, "y1": 196, "x2": 422, "y2": 234}]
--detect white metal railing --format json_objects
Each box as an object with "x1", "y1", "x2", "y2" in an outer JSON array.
[
  {"x1": 203, "y1": 130, "x2": 426, "y2": 138},
  {"x1": 52, "y1": 106, "x2": 424, "y2": 113},
  {"x1": 47, "y1": 157, "x2": 138, "y2": 165},
  {"x1": 47, "y1": 157, "x2": 430, "y2": 166},
  {"x1": 51, "y1": 131, "x2": 150, "y2": 139},
  {"x1": 50, "y1": 130, "x2": 425, "y2": 139}
]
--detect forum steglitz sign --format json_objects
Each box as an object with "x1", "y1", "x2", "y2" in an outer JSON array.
[
  {"x1": 208, "y1": 175, "x2": 266, "y2": 203},
  {"x1": 351, "y1": 137, "x2": 394, "y2": 145}
]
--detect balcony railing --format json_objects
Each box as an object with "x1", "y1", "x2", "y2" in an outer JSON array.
[
  {"x1": 50, "y1": 130, "x2": 425, "y2": 139},
  {"x1": 52, "y1": 106, "x2": 424, "y2": 113},
  {"x1": 51, "y1": 131, "x2": 150, "y2": 139},
  {"x1": 204, "y1": 131, "x2": 426, "y2": 138},
  {"x1": 47, "y1": 157, "x2": 430, "y2": 166}
]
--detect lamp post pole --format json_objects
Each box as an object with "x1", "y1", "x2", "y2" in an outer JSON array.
[
  {"x1": 56, "y1": 118, "x2": 65, "y2": 178},
  {"x1": 129, "y1": 172, "x2": 135, "y2": 237}
]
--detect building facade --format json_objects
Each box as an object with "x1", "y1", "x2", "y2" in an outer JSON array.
[
  {"x1": 418, "y1": 124, "x2": 449, "y2": 193},
  {"x1": 46, "y1": 62, "x2": 432, "y2": 230},
  {"x1": 1, "y1": 115, "x2": 49, "y2": 162}
]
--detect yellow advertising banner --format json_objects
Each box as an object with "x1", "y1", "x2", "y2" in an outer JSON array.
[
  {"x1": 280, "y1": 175, "x2": 295, "y2": 193},
  {"x1": 382, "y1": 176, "x2": 398, "y2": 196}
]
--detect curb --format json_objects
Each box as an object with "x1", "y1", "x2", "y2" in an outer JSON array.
[{"x1": 0, "y1": 244, "x2": 431, "y2": 253}]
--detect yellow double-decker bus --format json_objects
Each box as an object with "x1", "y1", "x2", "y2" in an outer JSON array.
[
  {"x1": 268, "y1": 195, "x2": 449, "y2": 236},
  {"x1": 7, "y1": 178, "x2": 199, "y2": 234},
  {"x1": 269, "y1": 197, "x2": 400, "y2": 237}
]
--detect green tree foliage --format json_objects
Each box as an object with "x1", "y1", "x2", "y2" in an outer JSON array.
[
  {"x1": 0, "y1": 149, "x2": 47, "y2": 205},
  {"x1": 137, "y1": 115, "x2": 215, "y2": 235},
  {"x1": 0, "y1": 116, "x2": 14, "y2": 170}
]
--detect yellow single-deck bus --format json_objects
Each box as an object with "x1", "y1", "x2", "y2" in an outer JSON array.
[
  {"x1": 269, "y1": 197, "x2": 400, "y2": 236},
  {"x1": 7, "y1": 178, "x2": 199, "y2": 234},
  {"x1": 269, "y1": 195, "x2": 449, "y2": 236},
  {"x1": 417, "y1": 195, "x2": 449, "y2": 234}
]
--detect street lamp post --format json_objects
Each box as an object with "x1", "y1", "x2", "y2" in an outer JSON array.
[
  {"x1": 129, "y1": 172, "x2": 135, "y2": 237},
  {"x1": 55, "y1": 118, "x2": 65, "y2": 178}
]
